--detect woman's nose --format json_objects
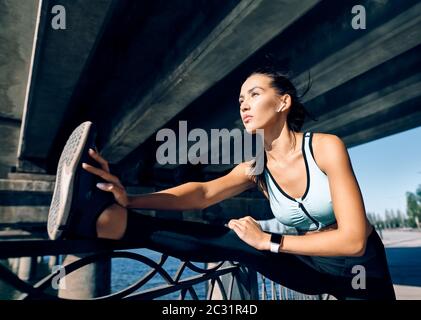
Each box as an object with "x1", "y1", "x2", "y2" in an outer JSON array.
[{"x1": 240, "y1": 102, "x2": 250, "y2": 112}]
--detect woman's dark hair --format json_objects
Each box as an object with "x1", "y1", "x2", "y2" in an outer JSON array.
[{"x1": 245, "y1": 64, "x2": 316, "y2": 195}]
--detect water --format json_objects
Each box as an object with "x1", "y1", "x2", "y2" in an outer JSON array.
[
  {"x1": 111, "y1": 248, "x2": 208, "y2": 299},
  {"x1": 1, "y1": 251, "x2": 319, "y2": 300}
]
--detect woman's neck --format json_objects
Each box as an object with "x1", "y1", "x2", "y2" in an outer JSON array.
[{"x1": 263, "y1": 122, "x2": 300, "y2": 161}]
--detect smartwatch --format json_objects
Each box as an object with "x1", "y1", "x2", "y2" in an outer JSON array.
[{"x1": 270, "y1": 233, "x2": 284, "y2": 253}]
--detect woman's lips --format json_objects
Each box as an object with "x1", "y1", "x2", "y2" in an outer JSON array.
[{"x1": 243, "y1": 116, "x2": 253, "y2": 123}]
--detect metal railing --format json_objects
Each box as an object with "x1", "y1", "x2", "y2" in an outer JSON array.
[
  {"x1": 0, "y1": 229, "x2": 329, "y2": 300},
  {"x1": 0, "y1": 229, "x2": 257, "y2": 300},
  {"x1": 1, "y1": 254, "x2": 242, "y2": 300}
]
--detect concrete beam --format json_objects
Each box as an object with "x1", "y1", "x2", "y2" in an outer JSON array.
[
  {"x1": 295, "y1": 2, "x2": 421, "y2": 102},
  {"x1": 18, "y1": 0, "x2": 115, "y2": 162},
  {"x1": 167, "y1": 2, "x2": 421, "y2": 171},
  {"x1": 0, "y1": 178, "x2": 54, "y2": 193},
  {"x1": 101, "y1": 0, "x2": 320, "y2": 162},
  {"x1": 0, "y1": 121, "x2": 20, "y2": 178},
  {"x1": 0, "y1": 177, "x2": 53, "y2": 224},
  {"x1": 303, "y1": 73, "x2": 421, "y2": 133},
  {"x1": 344, "y1": 112, "x2": 421, "y2": 148},
  {"x1": 7, "y1": 172, "x2": 56, "y2": 182},
  {"x1": 0, "y1": 0, "x2": 39, "y2": 120},
  {"x1": 0, "y1": 0, "x2": 40, "y2": 177}
]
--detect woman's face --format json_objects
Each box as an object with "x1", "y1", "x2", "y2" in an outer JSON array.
[{"x1": 239, "y1": 73, "x2": 283, "y2": 134}]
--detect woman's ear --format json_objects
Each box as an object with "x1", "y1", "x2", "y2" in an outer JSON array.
[
  {"x1": 275, "y1": 95, "x2": 286, "y2": 112},
  {"x1": 279, "y1": 94, "x2": 292, "y2": 112}
]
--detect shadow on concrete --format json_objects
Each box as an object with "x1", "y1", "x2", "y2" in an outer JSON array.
[{"x1": 385, "y1": 247, "x2": 421, "y2": 287}]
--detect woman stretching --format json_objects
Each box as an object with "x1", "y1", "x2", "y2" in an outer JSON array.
[{"x1": 47, "y1": 66, "x2": 396, "y2": 300}]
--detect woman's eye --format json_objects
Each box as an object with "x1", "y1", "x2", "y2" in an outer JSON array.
[{"x1": 252, "y1": 92, "x2": 259, "y2": 97}]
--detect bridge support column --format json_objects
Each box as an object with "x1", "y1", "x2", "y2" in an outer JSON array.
[
  {"x1": 48, "y1": 255, "x2": 60, "y2": 269},
  {"x1": 17, "y1": 256, "x2": 37, "y2": 281},
  {"x1": 58, "y1": 253, "x2": 111, "y2": 299}
]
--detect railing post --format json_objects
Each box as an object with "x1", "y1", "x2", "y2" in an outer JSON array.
[
  {"x1": 207, "y1": 262, "x2": 258, "y2": 300},
  {"x1": 58, "y1": 253, "x2": 111, "y2": 299}
]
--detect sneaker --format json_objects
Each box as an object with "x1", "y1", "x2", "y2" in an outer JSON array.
[{"x1": 47, "y1": 121, "x2": 115, "y2": 240}]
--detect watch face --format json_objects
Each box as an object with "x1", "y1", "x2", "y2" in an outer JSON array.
[{"x1": 270, "y1": 233, "x2": 283, "y2": 244}]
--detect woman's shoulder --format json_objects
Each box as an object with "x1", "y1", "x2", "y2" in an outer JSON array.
[
  {"x1": 310, "y1": 132, "x2": 348, "y2": 173},
  {"x1": 311, "y1": 132, "x2": 345, "y2": 148}
]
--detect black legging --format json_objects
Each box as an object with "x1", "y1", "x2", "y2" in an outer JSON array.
[{"x1": 120, "y1": 210, "x2": 396, "y2": 300}]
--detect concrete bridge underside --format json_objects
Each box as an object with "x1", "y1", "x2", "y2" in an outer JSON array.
[{"x1": 1, "y1": 0, "x2": 420, "y2": 225}]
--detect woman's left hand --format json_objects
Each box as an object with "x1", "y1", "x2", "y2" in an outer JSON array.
[{"x1": 228, "y1": 216, "x2": 271, "y2": 251}]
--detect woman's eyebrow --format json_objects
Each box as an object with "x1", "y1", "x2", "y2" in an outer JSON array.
[{"x1": 239, "y1": 86, "x2": 264, "y2": 99}]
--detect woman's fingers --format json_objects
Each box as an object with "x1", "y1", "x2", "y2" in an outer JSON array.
[
  {"x1": 96, "y1": 183, "x2": 128, "y2": 208},
  {"x1": 88, "y1": 148, "x2": 110, "y2": 172},
  {"x1": 82, "y1": 155, "x2": 129, "y2": 208},
  {"x1": 96, "y1": 182, "x2": 114, "y2": 191},
  {"x1": 82, "y1": 163, "x2": 120, "y2": 186},
  {"x1": 228, "y1": 219, "x2": 245, "y2": 233},
  {"x1": 239, "y1": 216, "x2": 257, "y2": 226}
]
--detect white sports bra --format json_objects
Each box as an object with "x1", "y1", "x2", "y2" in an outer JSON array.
[{"x1": 264, "y1": 132, "x2": 337, "y2": 233}]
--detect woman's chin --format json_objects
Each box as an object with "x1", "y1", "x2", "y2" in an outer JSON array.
[{"x1": 244, "y1": 126, "x2": 257, "y2": 135}]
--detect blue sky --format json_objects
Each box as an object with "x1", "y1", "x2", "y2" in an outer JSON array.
[{"x1": 348, "y1": 126, "x2": 421, "y2": 218}]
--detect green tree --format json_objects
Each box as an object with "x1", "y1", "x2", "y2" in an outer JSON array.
[
  {"x1": 367, "y1": 212, "x2": 376, "y2": 225},
  {"x1": 385, "y1": 209, "x2": 392, "y2": 229},
  {"x1": 406, "y1": 184, "x2": 421, "y2": 228},
  {"x1": 396, "y1": 209, "x2": 406, "y2": 228}
]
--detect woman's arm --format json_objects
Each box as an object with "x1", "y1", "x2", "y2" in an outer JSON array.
[
  {"x1": 127, "y1": 161, "x2": 256, "y2": 211},
  {"x1": 229, "y1": 134, "x2": 370, "y2": 257}
]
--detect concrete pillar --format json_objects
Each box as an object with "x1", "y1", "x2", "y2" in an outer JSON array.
[
  {"x1": 207, "y1": 262, "x2": 258, "y2": 300},
  {"x1": 58, "y1": 254, "x2": 111, "y2": 299},
  {"x1": 8, "y1": 258, "x2": 20, "y2": 274},
  {"x1": 17, "y1": 257, "x2": 37, "y2": 281},
  {"x1": 48, "y1": 255, "x2": 60, "y2": 269}
]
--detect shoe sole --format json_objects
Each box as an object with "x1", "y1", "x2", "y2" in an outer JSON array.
[{"x1": 47, "y1": 121, "x2": 93, "y2": 240}]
